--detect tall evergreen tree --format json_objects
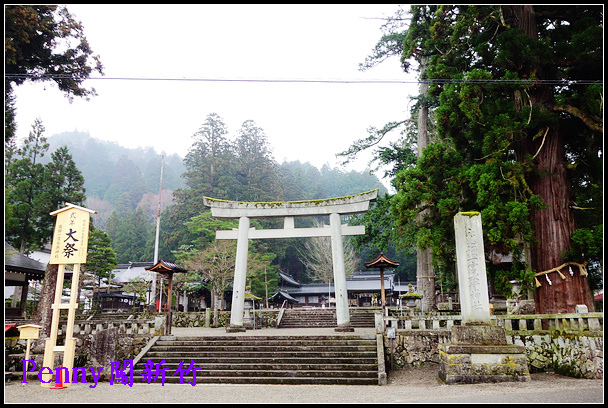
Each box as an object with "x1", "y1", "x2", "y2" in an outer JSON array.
[
  {"x1": 38, "y1": 146, "x2": 87, "y2": 231},
  {"x1": 182, "y1": 112, "x2": 236, "y2": 200},
  {"x1": 400, "y1": 6, "x2": 440, "y2": 312},
  {"x1": 5, "y1": 119, "x2": 48, "y2": 253},
  {"x1": 85, "y1": 228, "x2": 118, "y2": 289},
  {"x1": 164, "y1": 113, "x2": 236, "y2": 255},
  {"x1": 392, "y1": 5, "x2": 602, "y2": 313},
  {"x1": 233, "y1": 120, "x2": 283, "y2": 202},
  {"x1": 5, "y1": 5, "x2": 103, "y2": 143},
  {"x1": 5, "y1": 120, "x2": 86, "y2": 253}
]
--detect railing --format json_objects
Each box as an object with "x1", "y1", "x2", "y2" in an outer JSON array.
[
  {"x1": 276, "y1": 300, "x2": 288, "y2": 328},
  {"x1": 385, "y1": 314, "x2": 463, "y2": 330},
  {"x1": 57, "y1": 318, "x2": 161, "y2": 336},
  {"x1": 494, "y1": 312, "x2": 603, "y2": 334},
  {"x1": 385, "y1": 312, "x2": 603, "y2": 334}
]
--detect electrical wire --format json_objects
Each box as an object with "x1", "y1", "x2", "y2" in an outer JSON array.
[{"x1": 4, "y1": 73, "x2": 602, "y2": 85}]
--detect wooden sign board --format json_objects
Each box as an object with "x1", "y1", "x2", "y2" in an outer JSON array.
[{"x1": 49, "y1": 204, "x2": 96, "y2": 265}]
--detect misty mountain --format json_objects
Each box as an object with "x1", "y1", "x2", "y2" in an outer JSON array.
[
  {"x1": 41, "y1": 131, "x2": 186, "y2": 200},
  {"x1": 39, "y1": 131, "x2": 185, "y2": 229},
  {"x1": 40, "y1": 131, "x2": 388, "y2": 230}
]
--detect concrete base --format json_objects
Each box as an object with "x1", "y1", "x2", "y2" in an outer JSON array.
[
  {"x1": 225, "y1": 324, "x2": 247, "y2": 333},
  {"x1": 334, "y1": 324, "x2": 354, "y2": 332},
  {"x1": 438, "y1": 325, "x2": 531, "y2": 384}
]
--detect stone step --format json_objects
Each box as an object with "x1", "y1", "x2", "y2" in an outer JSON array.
[
  {"x1": 279, "y1": 322, "x2": 337, "y2": 328},
  {"x1": 133, "y1": 367, "x2": 376, "y2": 377},
  {"x1": 154, "y1": 339, "x2": 375, "y2": 346},
  {"x1": 134, "y1": 360, "x2": 377, "y2": 368},
  {"x1": 145, "y1": 351, "x2": 376, "y2": 359},
  {"x1": 279, "y1": 309, "x2": 376, "y2": 328},
  {"x1": 161, "y1": 335, "x2": 376, "y2": 343},
  {"x1": 135, "y1": 375, "x2": 378, "y2": 385},
  {"x1": 154, "y1": 341, "x2": 375, "y2": 351},
  {"x1": 134, "y1": 334, "x2": 379, "y2": 385}
]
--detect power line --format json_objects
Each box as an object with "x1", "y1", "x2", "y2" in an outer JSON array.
[{"x1": 4, "y1": 73, "x2": 602, "y2": 85}]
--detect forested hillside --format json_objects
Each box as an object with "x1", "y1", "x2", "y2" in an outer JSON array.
[{"x1": 39, "y1": 130, "x2": 388, "y2": 228}]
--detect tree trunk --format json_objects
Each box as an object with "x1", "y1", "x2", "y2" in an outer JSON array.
[
  {"x1": 212, "y1": 291, "x2": 219, "y2": 327},
  {"x1": 527, "y1": 127, "x2": 594, "y2": 313},
  {"x1": 415, "y1": 54, "x2": 436, "y2": 312},
  {"x1": 32, "y1": 263, "x2": 58, "y2": 352},
  {"x1": 511, "y1": 5, "x2": 594, "y2": 313}
]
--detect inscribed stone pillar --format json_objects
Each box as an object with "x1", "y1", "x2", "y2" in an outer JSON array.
[
  {"x1": 330, "y1": 212, "x2": 350, "y2": 327},
  {"x1": 229, "y1": 216, "x2": 250, "y2": 329},
  {"x1": 454, "y1": 212, "x2": 491, "y2": 325}
]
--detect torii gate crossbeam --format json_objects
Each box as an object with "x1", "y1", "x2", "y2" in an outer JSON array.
[{"x1": 203, "y1": 190, "x2": 378, "y2": 332}]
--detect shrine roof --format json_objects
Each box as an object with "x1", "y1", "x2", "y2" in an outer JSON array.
[
  {"x1": 364, "y1": 252, "x2": 400, "y2": 269},
  {"x1": 270, "y1": 290, "x2": 299, "y2": 303},
  {"x1": 278, "y1": 270, "x2": 301, "y2": 287},
  {"x1": 145, "y1": 259, "x2": 187, "y2": 273},
  {"x1": 5, "y1": 242, "x2": 46, "y2": 279}
]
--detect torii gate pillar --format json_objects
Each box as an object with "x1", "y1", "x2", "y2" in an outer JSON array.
[
  {"x1": 231, "y1": 216, "x2": 250, "y2": 331},
  {"x1": 203, "y1": 190, "x2": 378, "y2": 332},
  {"x1": 329, "y1": 212, "x2": 349, "y2": 329}
]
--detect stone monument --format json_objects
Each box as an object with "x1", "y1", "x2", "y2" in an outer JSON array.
[{"x1": 438, "y1": 212, "x2": 530, "y2": 384}]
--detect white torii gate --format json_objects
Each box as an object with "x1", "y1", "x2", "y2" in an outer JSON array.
[{"x1": 203, "y1": 189, "x2": 378, "y2": 332}]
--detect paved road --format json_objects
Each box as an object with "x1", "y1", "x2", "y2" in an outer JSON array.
[{"x1": 5, "y1": 327, "x2": 604, "y2": 404}]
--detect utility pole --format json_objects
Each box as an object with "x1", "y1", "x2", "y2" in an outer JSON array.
[{"x1": 152, "y1": 154, "x2": 164, "y2": 312}]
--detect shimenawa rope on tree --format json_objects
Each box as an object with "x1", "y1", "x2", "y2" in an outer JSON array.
[{"x1": 533, "y1": 261, "x2": 588, "y2": 287}]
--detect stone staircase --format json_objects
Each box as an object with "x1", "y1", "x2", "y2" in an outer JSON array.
[
  {"x1": 132, "y1": 335, "x2": 379, "y2": 385},
  {"x1": 278, "y1": 308, "x2": 377, "y2": 328},
  {"x1": 350, "y1": 309, "x2": 378, "y2": 328}
]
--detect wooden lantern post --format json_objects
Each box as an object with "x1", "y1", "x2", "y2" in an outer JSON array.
[
  {"x1": 365, "y1": 253, "x2": 400, "y2": 317},
  {"x1": 145, "y1": 259, "x2": 187, "y2": 335}
]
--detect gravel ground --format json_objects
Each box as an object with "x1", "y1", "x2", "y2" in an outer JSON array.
[
  {"x1": 5, "y1": 327, "x2": 603, "y2": 404},
  {"x1": 5, "y1": 363, "x2": 603, "y2": 404}
]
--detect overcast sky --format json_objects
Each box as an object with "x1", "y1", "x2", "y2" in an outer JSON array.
[{"x1": 12, "y1": 4, "x2": 419, "y2": 186}]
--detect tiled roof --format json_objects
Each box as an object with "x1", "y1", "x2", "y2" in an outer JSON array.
[
  {"x1": 5, "y1": 242, "x2": 46, "y2": 278},
  {"x1": 364, "y1": 252, "x2": 400, "y2": 268},
  {"x1": 145, "y1": 258, "x2": 187, "y2": 273},
  {"x1": 278, "y1": 270, "x2": 301, "y2": 287},
  {"x1": 271, "y1": 289, "x2": 299, "y2": 303}
]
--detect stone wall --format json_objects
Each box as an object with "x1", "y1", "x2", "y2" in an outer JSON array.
[
  {"x1": 510, "y1": 333, "x2": 603, "y2": 379},
  {"x1": 385, "y1": 330, "x2": 449, "y2": 368},
  {"x1": 384, "y1": 329, "x2": 603, "y2": 379},
  {"x1": 77, "y1": 327, "x2": 153, "y2": 374},
  {"x1": 6, "y1": 328, "x2": 153, "y2": 380},
  {"x1": 171, "y1": 310, "x2": 280, "y2": 328},
  {"x1": 5, "y1": 317, "x2": 161, "y2": 379}
]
